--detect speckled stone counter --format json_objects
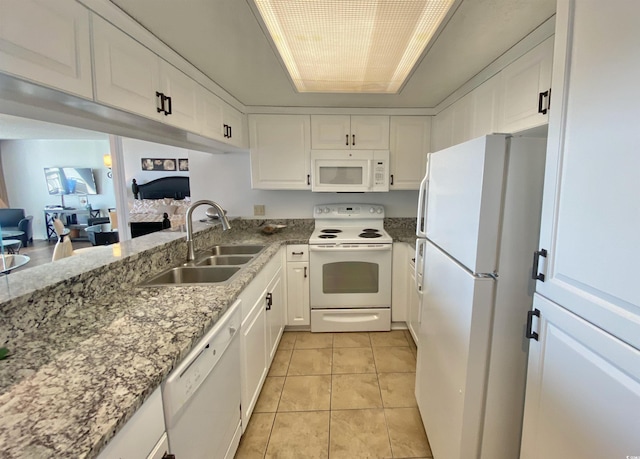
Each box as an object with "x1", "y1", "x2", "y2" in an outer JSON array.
[
  {"x1": 385, "y1": 217, "x2": 417, "y2": 247},
  {"x1": 0, "y1": 216, "x2": 414, "y2": 458},
  {"x1": 0, "y1": 218, "x2": 312, "y2": 458}
]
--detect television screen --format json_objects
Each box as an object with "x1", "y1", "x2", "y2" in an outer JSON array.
[{"x1": 45, "y1": 167, "x2": 98, "y2": 195}]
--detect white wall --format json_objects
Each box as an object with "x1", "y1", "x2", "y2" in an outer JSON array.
[
  {"x1": 120, "y1": 139, "x2": 419, "y2": 223},
  {"x1": 188, "y1": 151, "x2": 419, "y2": 219},
  {"x1": 122, "y1": 138, "x2": 189, "y2": 200},
  {"x1": 0, "y1": 139, "x2": 114, "y2": 240}
]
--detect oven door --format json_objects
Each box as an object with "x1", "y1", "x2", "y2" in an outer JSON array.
[{"x1": 309, "y1": 244, "x2": 392, "y2": 309}]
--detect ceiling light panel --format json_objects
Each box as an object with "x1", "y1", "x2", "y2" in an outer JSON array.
[{"x1": 253, "y1": 0, "x2": 455, "y2": 93}]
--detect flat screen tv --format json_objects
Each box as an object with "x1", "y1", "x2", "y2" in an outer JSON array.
[{"x1": 45, "y1": 167, "x2": 98, "y2": 195}]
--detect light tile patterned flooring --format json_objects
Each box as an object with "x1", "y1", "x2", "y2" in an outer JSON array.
[{"x1": 235, "y1": 330, "x2": 432, "y2": 459}]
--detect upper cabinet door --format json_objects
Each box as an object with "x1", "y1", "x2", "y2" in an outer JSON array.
[
  {"x1": 200, "y1": 89, "x2": 225, "y2": 141},
  {"x1": 93, "y1": 16, "x2": 162, "y2": 121},
  {"x1": 223, "y1": 103, "x2": 247, "y2": 149},
  {"x1": 158, "y1": 60, "x2": 200, "y2": 132},
  {"x1": 0, "y1": 0, "x2": 92, "y2": 98},
  {"x1": 249, "y1": 114, "x2": 311, "y2": 190},
  {"x1": 311, "y1": 115, "x2": 389, "y2": 149},
  {"x1": 534, "y1": 0, "x2": 640, "y2": 350},
  {"x1": 350, "y1": 115, "x2": 389, "y2": 149},
  {"x1": 498, "y1": 37, "x2": 553, "y2": 134},
  {"x1": 311, "y1": 115, "x2": 351, "y2": 149},
  {"x1": 389, "y1": 116, "x2": 431, "y2": 190}
]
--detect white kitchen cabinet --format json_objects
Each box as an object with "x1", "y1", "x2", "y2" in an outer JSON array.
[
  {"x1": 533, "y1": 0, "x2": 640, "y2": 352},
  {"x1": 391, "y1": 242, "x2": 408, "y2": 323},
  {"x1": 249, "y1": 114, "x2": 311, "y2": 190},
  {"x1": 266, "y1": 264, "x2": 285, "y2": 363},
  {"x1": 389, "y1": 116, "x2": 431, "y2": 190},
  {"x1": 97, "y1": 387, "x2": 168, "y2": 459},
  {"x1": 498, "y1": 37, "x2": 553, "y2": 134},
  {"x1": 0, "y1": 0, "x2": 93, "y2": 99},
  {"x1": 239, "y1": 248, "x2": 284, "y2": 428},
  {"x1": 431, "y1": 104, "x2": 454, "y2": 152},
  {"x1": 431, "y1": 93, "x2": 473, "y2": 152},
  {"x1": 520, "y1": 294, "x2": 640, "y2": 459},
  {"x1": 286, "y1": 245, "x2": 310, "y2": 327},
  {"x1": 200, "y1": 88, "x2": 225, "y2": 141},
  {"x1": 157, "y1": 59, "x2": 200, "y2": 132},
  {"x1": 522, "y1": 1, "x2": 640, "y2": 455},
  {"x1": 222, "y1": 102, "x2": 247, "y2": 148},
  {"x1": 93, "y1": 16, "x2": 200, "y2": 132},
  {"x1": 311, "y1": 115, "x2": 389, "y2": 149},
  {"x1": 200, "y1": 90, "x2": 246, "y2": 148},
  {"x1": 471, "y1": 74, "x2": 501, "y2": 139},
  {"x1": 240, "y1": 288, "x2": 268, "y2": 430},
  {"x1": 407, "y1": 249, "x2": 420, "y2": 346}
]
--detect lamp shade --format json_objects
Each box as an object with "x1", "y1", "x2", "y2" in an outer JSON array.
[{"x1": 103, "y1": 154, "x2": 112, "y2": 168}]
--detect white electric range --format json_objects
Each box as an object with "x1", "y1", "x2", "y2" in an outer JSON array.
[{"x1": 309, "y1": 204, "x2": 392, "y2": 332}]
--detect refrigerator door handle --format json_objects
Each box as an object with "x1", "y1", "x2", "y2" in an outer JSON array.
[
  {"x1": 416, "y1": 175, "x2": 428, "y2": 237},
  {"x1": 414, "y1": 240, "x2": 425, "y2": 299}
]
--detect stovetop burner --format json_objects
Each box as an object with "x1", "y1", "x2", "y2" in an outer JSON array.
[
  {"x1": 311, "y1": 204, "x2": 392, "y2": 245},
  {"x1": 359, "y1": 232, "x2": 383, "y2": 238}
]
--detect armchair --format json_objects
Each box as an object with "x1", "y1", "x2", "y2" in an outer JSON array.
[{"x1": 0, "y1": 209, "x2": 33, "y2": 246}]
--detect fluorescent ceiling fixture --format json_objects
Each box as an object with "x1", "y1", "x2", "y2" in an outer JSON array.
[{"x1": 253, "y1": 0, "x2": 455, "y2": 94}]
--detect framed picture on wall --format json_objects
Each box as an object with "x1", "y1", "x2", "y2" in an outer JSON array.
[
  {"x1": 178, "y1": 159, "x2": 189, "y2": 171},
  {"x1": 141, "y1": 158, "x2": 177, "y2": 171}
]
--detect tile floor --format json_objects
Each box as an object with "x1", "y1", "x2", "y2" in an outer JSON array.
[{"x1": 235, "y1": 330, "x2": 432, "y2": 459}]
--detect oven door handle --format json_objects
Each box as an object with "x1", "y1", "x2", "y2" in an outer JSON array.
[{"x1": 309, "y1": 244, "x2": 392, "y2": 252}]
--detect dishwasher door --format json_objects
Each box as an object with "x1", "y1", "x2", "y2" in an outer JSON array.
[{"x1": 162, "y1": 300, "x2": 242, "y2": 459}]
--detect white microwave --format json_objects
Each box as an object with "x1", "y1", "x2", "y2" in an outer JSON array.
[{"x1": 311, "y1": 150, "x2": 389, "y2": 192}]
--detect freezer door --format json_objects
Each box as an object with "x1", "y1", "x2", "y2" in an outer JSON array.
[
  {"x1": 426, "y1": 135, "x2": 506, "y2": 273},
  {"x1": 416, "y1": 241, "x2": 495, "y2": 459}
]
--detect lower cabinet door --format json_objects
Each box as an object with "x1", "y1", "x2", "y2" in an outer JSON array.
[
  {"x1": 286, "y1": 261, "x2": 310, "y2": 326},
  {"x1": 266, "y1": 266, "x2": 285, "y2": 363},
  {"x1": 520, "y1": 293, "x2": 640, "y2": 459},
  {"x1": 240, "y1": 297, "x2": 268, "y2": 430}
]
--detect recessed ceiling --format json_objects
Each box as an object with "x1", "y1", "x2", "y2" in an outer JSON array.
[
  {"x1": 251, "y1": 0, "x2": 456, "y2": 94},
  {"x1": 109, "y1": 0, "x2": 555, "y2": 108}
]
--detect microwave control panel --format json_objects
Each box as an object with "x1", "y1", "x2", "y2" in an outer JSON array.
[
  {"x1": 371, "y1": 151, "x2": 389, "y2": 191},
  {"x1": 373, "y1": 161, "x2": 386, "y2": 186}
]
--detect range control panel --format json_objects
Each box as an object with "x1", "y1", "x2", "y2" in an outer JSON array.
[{"x1": 314, "y1": 204, "x2": 385, "y2": 218}]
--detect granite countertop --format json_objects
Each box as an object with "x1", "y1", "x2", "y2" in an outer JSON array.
[{"x1": 0, "y1": 217, "x2": 415, "y2": 458}]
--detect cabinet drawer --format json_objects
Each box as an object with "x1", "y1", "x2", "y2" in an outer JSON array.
[{"x1": 287, "y1": 244, "x2": 309, "y2": 262}]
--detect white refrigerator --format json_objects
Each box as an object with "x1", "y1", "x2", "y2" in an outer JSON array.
[{"x1": 414, "y1": 134, "x2": 546, "y2": 459}]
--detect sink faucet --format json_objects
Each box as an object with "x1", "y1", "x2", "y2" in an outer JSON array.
[{"x1": 185, "y1": 200, "x2": 231, "y2": 261}]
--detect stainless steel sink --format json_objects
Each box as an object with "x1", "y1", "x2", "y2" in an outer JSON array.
[
  {"x1": 199, "y1": 245, "x2": 265, "y2": 256},
  {"x1": 195, "y1": 255, "x2": 254, "y2": 266},
  {"x1": 140, "y1": 266, "x2": 240, "y2": 286}
]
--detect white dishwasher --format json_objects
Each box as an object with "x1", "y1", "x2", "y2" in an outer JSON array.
[{"x1": 162, "y1": 300, "x2": 242, "y2": 459}]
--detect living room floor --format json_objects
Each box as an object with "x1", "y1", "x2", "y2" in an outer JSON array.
[
  {"x1": 11, "y1": 239, "x2": 93, "y2": 271},
  {"x1": 235, "y1": 330, "x2": 432, "y2": 459}
]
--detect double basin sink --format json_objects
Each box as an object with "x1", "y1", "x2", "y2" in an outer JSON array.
[{"x1": 140, "y1": 244, "x2": 265, "y2": 286}]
